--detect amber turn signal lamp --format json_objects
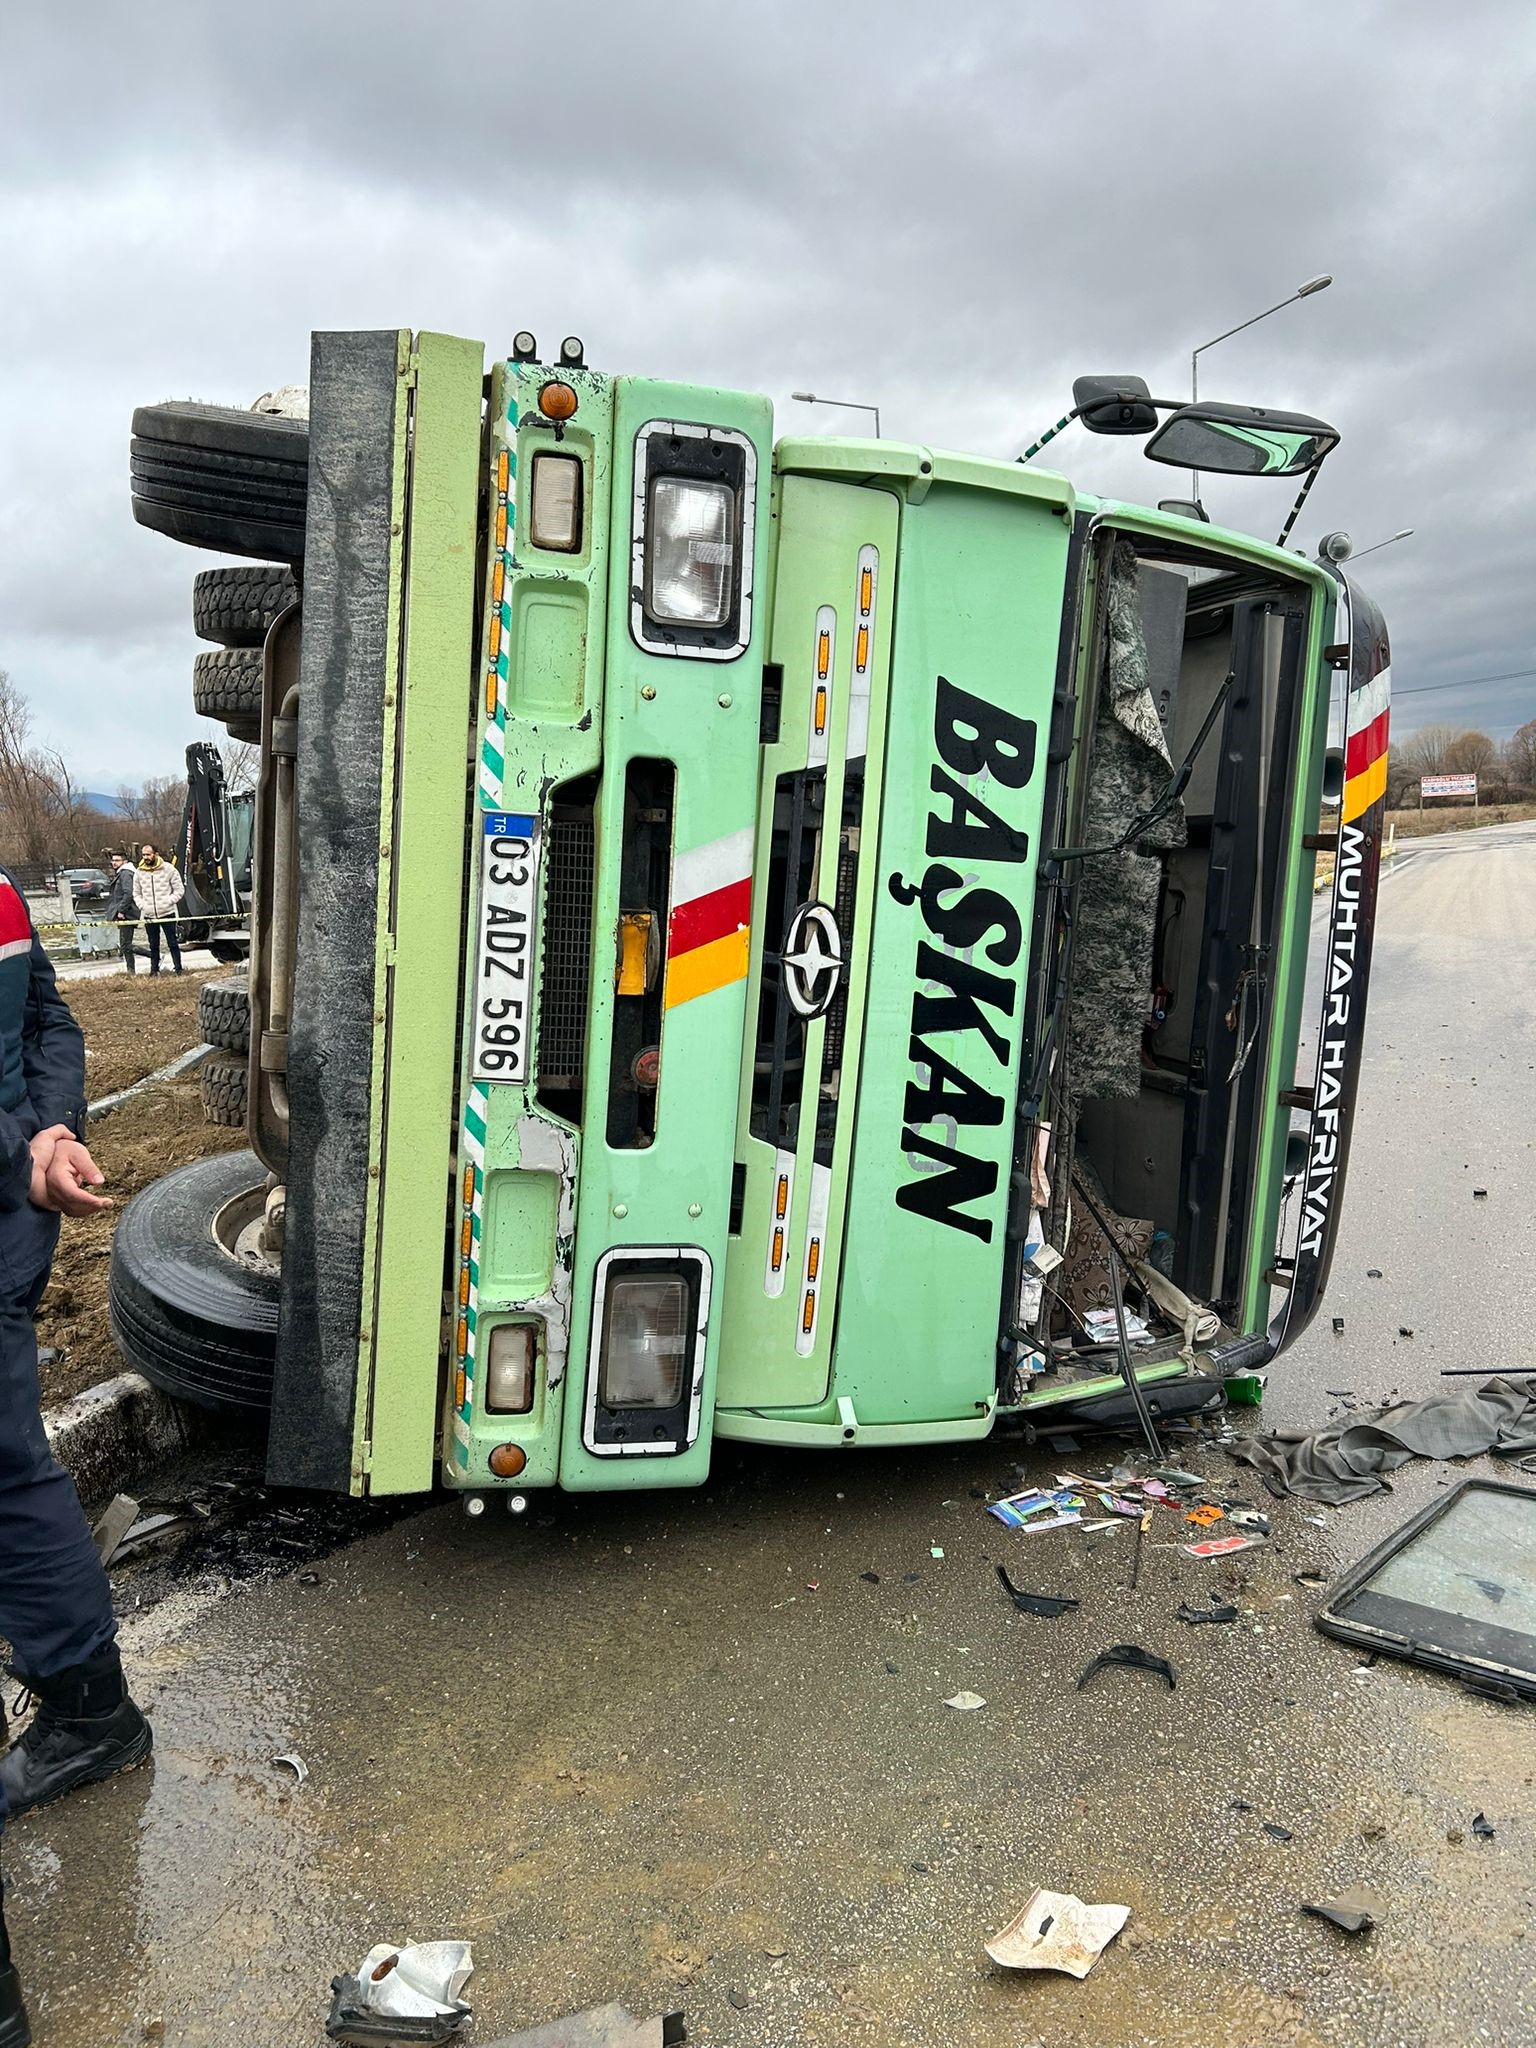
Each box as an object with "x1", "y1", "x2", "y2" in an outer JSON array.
[
  {"x1": 489, "y1": 1443, "x2": 527, "y2": 1479},
  {"x1": 538, "y1": 380, "x2": 579, "y2": 422}
]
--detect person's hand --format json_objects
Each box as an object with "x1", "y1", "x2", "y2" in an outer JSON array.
[
  {"x1": 28, "y1": 1124, "x2": 72, "y2": 1206},
  {"x1": 29, "y1": 1130, "x2": 111, "y2": 1216}
]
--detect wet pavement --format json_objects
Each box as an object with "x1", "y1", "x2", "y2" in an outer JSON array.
[{"x1": 8, "y1": 822, "x2": 1536, "y2": 2048}]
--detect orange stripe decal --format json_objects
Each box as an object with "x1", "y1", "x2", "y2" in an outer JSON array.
[
  {"x1": 665, "y1": 927, "x2": 750, "y2": 1009},
  {"x1": 1343, "y1": 752, "x2": 1387, "y2": 822}
]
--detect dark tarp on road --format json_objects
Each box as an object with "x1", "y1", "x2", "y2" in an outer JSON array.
[{"x1": 1229, "y1": 1375, "x2": 1536, "y2": 1503}]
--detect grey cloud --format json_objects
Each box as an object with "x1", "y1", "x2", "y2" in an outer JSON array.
[{"x1": 2, "y1": 0, "x2": 1533, "y2": 786}]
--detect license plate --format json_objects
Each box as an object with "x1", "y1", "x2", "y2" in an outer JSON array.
[{"x1": 471, "y1": 811, "x2": 540, "y2": 1084}]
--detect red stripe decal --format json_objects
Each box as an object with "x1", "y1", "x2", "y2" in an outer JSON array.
[
  {"x1": 1345, "y1": 708, "x2": 1389, "y2": 779},
  {"x1": 669, "y1": 877, "x2": 751, "y2": 959},
  {"x1": 0, "y1": 882, "x2": 32, "y2": 949}
]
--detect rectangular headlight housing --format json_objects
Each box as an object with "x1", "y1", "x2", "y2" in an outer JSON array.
[
  {"x1": 485, "y1": 1323, "x2": 537, "y2": 1413},
  {"x1": 645, "y1": 477, "x2": 735, "y2": 627},
  {"x1": 585, "y1": 1247, "x2": 713, "y2": 1456},
  {"x1": 629, "y1": 420, "x2": 757, "y2": 661}
]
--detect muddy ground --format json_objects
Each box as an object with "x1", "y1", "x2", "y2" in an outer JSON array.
[{"x1": 39, "y1": 967, "x2": 244, "y2": 1404}]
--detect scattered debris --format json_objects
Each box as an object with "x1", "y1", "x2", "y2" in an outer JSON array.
[
  {"x1": 995, "y1": 1566, "x2": 1079, "y2": 1618},
  {"x1": 1184, "y1": 1534, "x2": 1262, "y2": 1559},
  {"x1": 944, "y1": 1691, "x2": 987, "y2": 1712},
  {"x1": 985, "y1": 1888, "x2": 1130, "y2": 1979},
  {"x1": 987, "y1": 1486, "x2": 1085, "y2": 1530},
  {"x1": 726, "y1": 1989, "x2": 749, "y2": 2011},
  {"x1": 271, "y1": 1752, "x2": 309, "y2": 1785},
  {"x1": 1293, "y1": 1570, "x2": 1329, "y2": 1590},
  {"x1": 1177, "y1": 1601, "x2": 1238, "y2": 1625},
  {"x1": 1263, "y1": 1822, "x2": 1294, "y2": 1843},
  {"x1": 930, "y1": 1546, "x2": 945, "y2": 1559},
  {"x1": 1367, "y1": 1268, "x2": 1383, "y2": 1279},
  {"x1": 326, "y1": 1942, "x2": 473, "y2": 2045},
  {"x1": 1228, "y1": 1798, "x2": 1254, "y2": 1814},
  {"x1": 1077, "y1": 1643, "x2": 1176, "y2": 1692},
  {"x1": 1228, "y1": 1510, "x2": 1270, "y2": 1535},
  {"x1": 1473, "y1": 1188, "x2": 1488, "y2": 1199},
  {"x1": 1185, "y1": 1504, "x2": 1224, "y2": 1528},
  {"x1": 1301, "y1": 1886, "x2": 1383, "y2": 1935},
  {"x1": 1332, "y1": 1316, "x2": 1345, "y2": 1335},
  {"x1": 479, "y1": 2006, "x2": 686, "y2": 2046},
  {"x1": 859, "y1": 1571, "x2": 880, "y2": 1585},
  {"x1": 1472, "y1": 1812, "x2": 1496, "y2": 1841},
  {"x1": 92, "y1": 1493, "x2": 140, "y2": 1565},
  {"x1": 1398, "y1": 1327, "x2": 1415, "y2": 1339}
]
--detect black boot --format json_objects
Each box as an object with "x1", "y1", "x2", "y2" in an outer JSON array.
[
  {"x1": 0, "y1": 1857, "x2": 32, "y2": 2048},
  {"x1": 0, "y1": 1646, "x2": 151, "y2": 1819}
]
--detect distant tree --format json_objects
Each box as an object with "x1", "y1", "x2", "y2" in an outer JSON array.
[
  {"x1": 0, "y1": 670, "x2": 102, "y2": 869},
  {"x1": 1506, "y1": 717, "x2": 1536, "y2": 790},
  {"x1": 219, "y1": 739, "x2": 258, "y2": 795},
  {"x1": 1443, "y1": 729, "x2": 1498, "y2": 777},
  {"x1": 115, "y1": 775, "x2": 188, "y2": 858}
]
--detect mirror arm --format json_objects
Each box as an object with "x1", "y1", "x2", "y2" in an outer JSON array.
[
  {"x1": 1018, "y1": 398, "x2": 1186, "y2": 464},
  {"x1": 1273, "y1": 460, "x2": 1326, "y2": 551}
]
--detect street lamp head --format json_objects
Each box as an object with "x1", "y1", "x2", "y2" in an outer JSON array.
[
  {"x1": 1298, "y1": 274, "x2": 1333, "y2": 297},
  {"x1": 1390, "y1": 527, "x2": 1414, "y2": 542},
  {"x1": 791, "y1": 391, "x2": 817, "y2": 403}
]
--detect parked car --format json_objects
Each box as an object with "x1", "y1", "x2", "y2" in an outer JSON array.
[{"x1": 61, "y1": 866, "x2": 112, "y2": 911}]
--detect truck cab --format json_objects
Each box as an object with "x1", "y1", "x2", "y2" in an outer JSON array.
[{"x1": 113, "y1": 332, "x2": 1388, "y2": 1498}]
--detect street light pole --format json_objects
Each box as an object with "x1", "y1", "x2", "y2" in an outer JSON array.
[
  {"x1": 1189, "y1": 273, "x2": 1332, "y2": 500},
  {"x1": 1349, "y1": 528, "x2": 1414, "y2": 560},
  {"x1": 790, "y1": 391, "x2": 881, "y2": 438}
]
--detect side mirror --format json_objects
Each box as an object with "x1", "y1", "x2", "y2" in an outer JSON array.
[
  {"x1": 1144, "y1": 402, "x2": 1339, "y2": 477},
  {"x1": 1073, "y1": 375, "x2": 1158, "y2": 436}
]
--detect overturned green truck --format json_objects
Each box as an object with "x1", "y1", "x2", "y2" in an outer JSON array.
[{"x1": 111, "y1": 334, "x2": 1390, "y2": 1499}]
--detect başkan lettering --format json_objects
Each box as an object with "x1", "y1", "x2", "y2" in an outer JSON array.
[{"x1": 890, "y1": 678, "x2": 1037, "y2": 1242}]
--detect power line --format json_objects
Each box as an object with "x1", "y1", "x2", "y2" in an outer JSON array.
[{"x1": 1394, "y1": 666, "x2": 1536, "y2": 699}]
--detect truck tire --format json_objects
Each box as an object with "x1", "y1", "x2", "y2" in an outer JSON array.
[
  {"x1": 198, "y1": 975, "x2": 250, "y2": 1053},
  {"x1": 192, "y1": 565, "x2": 297, "y2": 648},
  {"x1": 199, "y1": 1049, "x2": 248, "y2": 1127},
  {"x1": 193, "y1": 647, "x2": 262, "y2": 740},
  {"x1": 130, "y1": 401, "x2": 308, "y2": 563},
  {"x1": 109, "y1": 1150, "x2": 278, "y2": 1418}
]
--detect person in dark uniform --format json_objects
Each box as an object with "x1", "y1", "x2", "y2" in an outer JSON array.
[
  {"x1": 0, "y1": 869, "x2": 152, "y2": 2047},
  {"x1": 106, "y1": 853, "x2": 139, "y2": 976}
]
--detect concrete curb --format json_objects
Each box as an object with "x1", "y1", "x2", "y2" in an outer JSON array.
[{"x1": 44, "y1": 1372, "x2": 203, "y2": 1499}]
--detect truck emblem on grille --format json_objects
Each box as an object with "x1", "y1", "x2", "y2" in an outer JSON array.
[{"x1": 782, "y1": 902, "x2": 844, "y2": 1019}]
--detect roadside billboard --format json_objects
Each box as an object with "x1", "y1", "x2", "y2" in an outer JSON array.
[{"x1": 1421, "y1": 773, "x2": 1478, "y2": 798}]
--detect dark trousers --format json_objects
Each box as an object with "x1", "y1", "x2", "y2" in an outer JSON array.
[
  {"x1": 0, "y1": 1268, "x2": 117, "y2": 1827},
  {"x1": 116, "y1": 920, "x2": 138, "y2": 974},
  {"x1": 145, "y1": 921, "x2": 181, "y2": 974}
]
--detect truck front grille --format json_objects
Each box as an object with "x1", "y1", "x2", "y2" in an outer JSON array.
[{"x1": 537, "y1": 796, "x2": 595, "y2": 1105}]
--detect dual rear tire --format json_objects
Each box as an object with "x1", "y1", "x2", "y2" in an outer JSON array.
[{"x1": 109, "y1": 1152, "x2": 279, "y2": 1419}]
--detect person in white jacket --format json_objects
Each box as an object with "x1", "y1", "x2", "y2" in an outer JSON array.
[{"x1": 130, "y1": 844, "x2": 185, "y2": 976}]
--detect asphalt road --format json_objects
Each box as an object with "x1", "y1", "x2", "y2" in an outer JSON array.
[{"x1": 8, "y1": 823, "x2": 1536, "y2": 2048}]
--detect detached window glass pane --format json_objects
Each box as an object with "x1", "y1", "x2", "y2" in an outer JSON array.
[
  {"x1": 1321, "y1": 1480, "x2": 1536, "y2": 1694},
  {"x1": 646, "y1": 477, "x2": 734, "y2": 627},
  {"x1": 599, "y1": 1274, "x2": 689, "y2": 1408}
]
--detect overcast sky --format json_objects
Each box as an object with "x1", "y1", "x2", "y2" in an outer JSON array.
[{"x1": 4, "y1": 1, "x2": 1533, "y2": 790}]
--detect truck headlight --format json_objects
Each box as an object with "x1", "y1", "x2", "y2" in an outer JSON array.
[
  {"x1": 585, "y1": 1248, "x2": 713, "y2": 1455},
  {"x1": 629, "y1": 420, "x2": 757, "y2": 661},
  {"x1": 645, "y1": 477, "x2": 735, "y2": 628},
  {"x1": 598, "y1": 1273, "x2": 689, "y2": 1408}
]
